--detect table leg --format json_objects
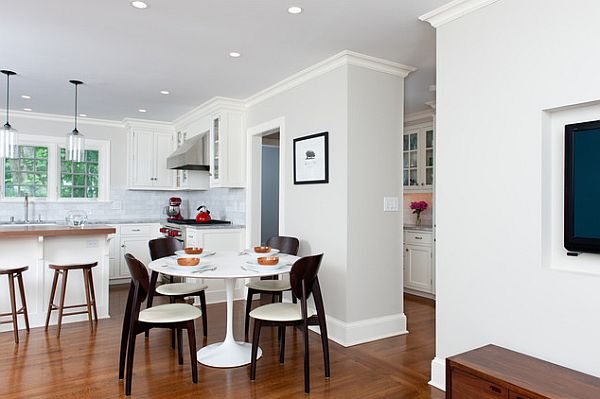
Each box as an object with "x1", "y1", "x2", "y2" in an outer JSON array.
[{"x1": 197, "y1": 278, "x2": 262, "y2": 367}]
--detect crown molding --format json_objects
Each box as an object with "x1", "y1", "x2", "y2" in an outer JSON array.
[
  {"x1": 245, "y1": 50, "x2": 416, "y2": 108},
  {"x1": 10, "y1": 110, "x2": 124, "y2": 129},
  {"x1": 122, "y1": 117, "x2": 176, "y2": 132},
  {"x1": 405, "y1": 109, "x2": 435, "y2": 123},
  {"x1": 419, "y1": 0, "x2": 500, "y2": 28},
  {"x1": 173, "y1": 96, "x2": 246, "y2": 128}
]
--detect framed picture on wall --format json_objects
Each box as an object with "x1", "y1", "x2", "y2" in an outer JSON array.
[{"x1": 293, "y1": 131, "x2": 329, "y2": 184}]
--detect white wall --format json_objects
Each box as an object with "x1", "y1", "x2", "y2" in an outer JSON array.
[{"x1": 432, "y1": 0, "x2": 600, "y2": 389}]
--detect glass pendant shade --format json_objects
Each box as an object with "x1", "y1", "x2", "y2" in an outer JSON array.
[
  {"x1": 66, "y1": 128, "x2": 85, "y2": 162},
  {"x1": 66, "y1": 80, "x2": 85, "y2": 161},
  {"x1": 0, "y1": 123, "x2": 18, "y2": 159},
  {"x1": 1, "y1": 70, "x2": 18, "y2": 159}
]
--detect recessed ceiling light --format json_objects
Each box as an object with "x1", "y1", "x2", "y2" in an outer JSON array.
[
  {"x1": 23, "y1": 108, "x2": 32, "y2": 112},
  {"x1": 131, "y1": 1, "x2": 148, "y2": 9},
  {"x1": 160, "y1": 90, "x2": 170, "y2": 95},
  {"x1": 21, "y1": 95, "x2": 31, "y2": 99},
  {"x1": 79, "y1": 113, "x2": 87, "y2": 117},
  {"x1": 229, "y1": 52, "x2": 241, "y2": 58},
  {"x1": 138, "y1": 109, "x2": 147, "y2": 113},
  {"x1": 288, "y1": 6, "x2": 303, "y2": 14}
]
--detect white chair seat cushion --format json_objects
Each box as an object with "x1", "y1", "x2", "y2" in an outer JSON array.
[
  {"x1": 156, "y1": 283, "x2": 208, "y2": 296},
  {"x1": 250, "y1": 303, "x2": 315, "y2": 322},
  {"x1": 246, "y1": 279, "x2": 291, "y2": 292},
  {"x1": 139, "y1": 303, "x2": 202, "y2": 324}
]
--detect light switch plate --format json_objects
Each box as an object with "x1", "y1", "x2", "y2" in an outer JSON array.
[{"x1": 383, "y1": 197, "x2": 399, "y2": 212}]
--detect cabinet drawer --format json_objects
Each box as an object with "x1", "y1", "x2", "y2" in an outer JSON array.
[
  {"x1": 509, "y1": 391, "x2": 539, "y2": 399},
  {"x1": 121, "y1": 224, "x2": 153, "y2": 236},
  {"x1": 404, "y1": 231, "x2": 432, "y2": 245},
  {"x1": 452, "y1": 369, "x2": 508, "y2": 399}
]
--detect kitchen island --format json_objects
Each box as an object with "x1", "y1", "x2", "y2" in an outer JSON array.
[{"x1": 0, "y1": 224, "x2": 116, "y2": 334}]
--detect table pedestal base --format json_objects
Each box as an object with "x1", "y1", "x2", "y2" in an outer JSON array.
[{"x1": 198, "y1": 341, "x2": 262, "y2": 368}]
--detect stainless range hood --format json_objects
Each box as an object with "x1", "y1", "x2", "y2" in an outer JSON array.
[{"x1": 166, "y1": 133, "x2": 210, "y2": 171}]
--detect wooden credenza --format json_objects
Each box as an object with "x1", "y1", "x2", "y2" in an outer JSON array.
[{"x1": 446, "y1": 344, "x2": 600, "y2": 399}]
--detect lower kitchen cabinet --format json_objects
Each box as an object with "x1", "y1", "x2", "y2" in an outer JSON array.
[
  {"x1": 403, "y1": 229, "x2": 434, "y2": 295},
  {"x1": 109, "y1": 223, "x2": 162, "y2": 283}
]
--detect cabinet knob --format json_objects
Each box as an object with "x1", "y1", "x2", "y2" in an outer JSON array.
[{"x1": 121, "y1": 244, "x2": 125, "y2": 248}]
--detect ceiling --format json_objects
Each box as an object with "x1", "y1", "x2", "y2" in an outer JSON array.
[{"x1": 0, "y1": 0, "x2": 445, "y2": 122}]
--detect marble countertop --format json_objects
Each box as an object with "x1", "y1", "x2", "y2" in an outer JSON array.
[
  {"x1": 404, "y1": 224, "x2": 433, "y2": 231},
  {"x1": 185, "y1": 224, "x2": 245, "y2": 230}
]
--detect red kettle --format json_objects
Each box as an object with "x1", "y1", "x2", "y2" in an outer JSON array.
[{"x1": 195, "y1": 205, "x2": 212, "y2": 222}]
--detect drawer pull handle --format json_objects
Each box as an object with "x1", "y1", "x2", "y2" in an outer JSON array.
[
  {"x1": 415, "y1": 236, "x2": 422, "y2": 239},
  {"x1": 489, "y1": 385, "x2": 501, "y2": 394},
  {"x1": 132, "y1": 229, "x2": 141, "y2": 232}
]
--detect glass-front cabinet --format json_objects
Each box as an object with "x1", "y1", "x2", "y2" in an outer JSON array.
[
  {"x1": 209, "y1": 109, "x2": 245, "y2": 188},
  {"x1": 403, "y1": 123, "x2": 434, "y2": 192}
]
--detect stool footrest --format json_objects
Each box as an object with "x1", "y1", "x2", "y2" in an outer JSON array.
[
  {"x1": 62, "y1": 310, "x2": 92, "y2": 317},
  {"x1": 50, "y1": 303, "x2": 89, "y2": 310}
]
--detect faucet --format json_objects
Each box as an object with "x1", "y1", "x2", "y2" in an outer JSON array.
[{"x1": 24, "y1": 193, "x2": 29, "y2": 223}]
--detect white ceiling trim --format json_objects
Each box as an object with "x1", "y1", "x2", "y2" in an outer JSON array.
[
  {"x1": 405, "y1": 109, "x2": 435, "y2": 123},
  {"x1": 419, "y1": 0, "x2": 501, "y2": 28},
  {"x1": 10, "y1": 110, "x2": 124, "y2": 129},
  {"x1": 173, "y1": 96, "x2": 246, "y2": 129},
  {"x1": 245, "y1": 50, "x2": 416, "y2": 108},
  {"x1": 123, "y1": 118, "x2": 176, "y2": 132}
]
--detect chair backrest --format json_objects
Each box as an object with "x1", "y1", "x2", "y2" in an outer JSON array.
[
  {"x1": 124, "y1": 253, "x2": 150, "y2": 302},
  {"x1": 266, "y1": 236, "x2": 300, "y2": 256},
  {"x1": 149, "y1": 237, "x2": 182, "y2": 261},
  {"x1": 289, "y1": 253, "x2": 323, "y2": 300}
]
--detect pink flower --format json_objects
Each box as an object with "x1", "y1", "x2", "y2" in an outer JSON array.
[{"x1": 409, "y1": 201, "x2": 428, "y2": 213}]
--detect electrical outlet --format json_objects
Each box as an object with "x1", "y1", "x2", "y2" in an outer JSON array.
[{"x1": 383, "y1": 197, "x2": 399, "y2": 212}]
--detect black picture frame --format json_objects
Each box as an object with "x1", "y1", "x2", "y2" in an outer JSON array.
[
  {"x1": 293, "y1": 131, "x2": 329, "y2": 185},
  {"x1": 564, "y1": 119, "x2": 600, "y2": 253}
]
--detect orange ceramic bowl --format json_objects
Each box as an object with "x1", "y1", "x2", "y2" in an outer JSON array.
[
  {"x1": 184, "y1": 247, "x2": 204, "y2": 255},
  {"x1": 257, "y1": 256, "x2": 279, "y2": 266},
  {"x1": 254, "y1": 246, "x2": 272, "y2": 254},
  {"x1": 177, "y1": 257, "x2": 200, "y2": 266}
]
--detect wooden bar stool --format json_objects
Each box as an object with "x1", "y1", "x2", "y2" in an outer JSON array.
[
  {"x1": 0, "y1": 266, "x2": 30, "y2": 344},
  {"x1": 45, "y1": 262, "x2": 98, "y2": 337}
]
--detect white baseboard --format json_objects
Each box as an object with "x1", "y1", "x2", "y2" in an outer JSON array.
[
  {"x1": 404, "y1": 288, "x2": 436, "y2": 301},
  {"x1": 311, "y1": 312, "x2": 408, "y2": 347},
  {"x1": 429, "y1": 357, "x2": 446, "y2": 391}
]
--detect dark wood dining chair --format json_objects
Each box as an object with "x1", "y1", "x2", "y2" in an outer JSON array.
[
  {"x1": 249, "y1": 253, "x2": 330, "y2": 393},
  {"x1": 244, "y1": 235, "x2": 299, "y2": 340},
  {"x1": 119, "y1": 254, "x2": 200, "y2": 396},
  {"x1": 146, "y1": 237, "x2": 208, "y2": 340}
]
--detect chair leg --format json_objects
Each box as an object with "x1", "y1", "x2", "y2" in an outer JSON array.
[
  {"x1": 292, "y1": 291, "x2": 297, "y2": 304},
  {"x1": 303, "y1": 320, "x2": 310, "y2": 393},
  {"x1": 187, "y1": 321, "x2": 198, "y2": 384},
  {"x1": 244, "y1": 289, "x2": 254, "y2": 341},
  {"x1": 56, "y1": 270, "x2": 69, "y2": 338},
  {"x1": 45, "y1": 270, "x2": 59, "y2": 331},
  {"x1": 279, "y1": 325, "x2": 286, "y2": 364},
  {"x1": 7, "y1": 274, "x2": 19, "y2": 344},
  {"x1": 199, "y1": 290, "x2": 208, "y2": 337},
  {"x1": 145, "y1": 271, "x2": 159, "y2": 338},
  {"x1": 250, "y1": 319, "x2": 262, "y2": 381},
  {"x1": 125, "y1": 327, "x2": 137, "y2": 396},
  {"x1": 170, "y1": 296, "x2": 176, "y2": 349},
  {"x1": 313, "y1": 280, "x2": 331, "y2": 379},
  {"x1": 177, "y1": 328, "x2": 184, "y2": 365},
  {"x1": 119, "y1": 285, "x2": 135, "y2": 380},
  {"x1": 87, "y1": 269, "x2": 99, "y2": 321},
  {"x1": 82, "y1": 269, "x2": 93, "y2": 325},
  {"x1": 16, "y1": 272, "x2": 30, "y2": 332}
]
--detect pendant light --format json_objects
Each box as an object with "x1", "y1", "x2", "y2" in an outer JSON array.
[
  {"x1": 66, "y1": 80, "x2": 85, "y2": 162},
  {"x1": 1, "y1": 70, "x2": 18, "y2": 159}
]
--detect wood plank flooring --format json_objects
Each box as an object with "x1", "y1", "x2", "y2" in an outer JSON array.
[{"x1": 0, "y1": 287, "x2": 444, "y2": 398}]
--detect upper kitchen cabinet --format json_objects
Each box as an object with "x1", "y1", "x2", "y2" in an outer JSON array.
[
  {"x1": 125, "y1": 120, "x2": 176, "y2": 190},
  {"x1": 210, "y1": 109, "x2": 245, "y2": 188},
  {"x1": 403, "y1": 121, "x2": 434, "y2": 192}
]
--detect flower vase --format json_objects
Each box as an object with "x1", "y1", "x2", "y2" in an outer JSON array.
[{"x1": 415, "y1": 212, "x2": 422, "y2": 226}]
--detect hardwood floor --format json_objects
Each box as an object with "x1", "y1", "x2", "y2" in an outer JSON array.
[{"x1": 0, "y1": 287, "x2": 444, "y2": 398}]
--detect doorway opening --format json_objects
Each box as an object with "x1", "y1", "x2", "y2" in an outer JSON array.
[{"x1": 260, "y1": 131, "x2": 280, "y2": 245}]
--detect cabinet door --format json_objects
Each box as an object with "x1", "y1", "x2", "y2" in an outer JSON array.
[
  {"x1": 154, "y1": 133, "x2": 174, "y2": 188},
  {"x1": 119, "y1": 237, "x2": 152, "y2": 277},
  {"x1": 132, "y1": 130, "x2": 155, "y2": 187},
  {"x1": 403, "y1": 130, "x2": 420, "y2": 188},
  {"x1": 201, "y1": 229, "x2": 245, "y2": 252},
  {"x1": 404, "y1": 244, "x2": 433, "y2": 293},
  {"x1": 210, "y1": 115, "x2": 222, "y2": 185}
]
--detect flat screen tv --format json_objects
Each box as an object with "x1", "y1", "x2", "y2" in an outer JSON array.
[{"x1": 564, "y1": 119, "x2": 600, "y2": 253}]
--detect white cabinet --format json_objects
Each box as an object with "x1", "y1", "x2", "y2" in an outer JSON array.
[
  {"x1": 127, "y1": 126, "x2": 176, "y2": 190},
  {"x1": 403, "y1": 122, "x2": 434, "y2": 192},
  {"x1": 110, "y1": 223, "x2": 161, "y2": 283},
  {"x1": 403, "y1": 230, "x2": 434, "y2": 294},
  {"x1": 210, "y1": 110, "x2": 245, "y2": 188}
]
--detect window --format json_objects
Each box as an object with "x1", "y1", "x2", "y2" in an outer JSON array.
[
  {"x1": 0, "y1": 134, "x2": 109, "y2": 202},
  {"x1": 4, "y1": 146, "x2": 49, "y2": 198},
  {"x1": 60, "y1": 148, "x2": 99, "y2": 199}
]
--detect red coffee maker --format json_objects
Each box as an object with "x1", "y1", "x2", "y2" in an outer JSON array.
[{"x1": 167, "y1": 197, "x2": 183, "y2": 221}]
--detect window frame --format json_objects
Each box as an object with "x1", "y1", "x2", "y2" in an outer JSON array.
[{"x1": 0, "y1": 134, "x2": 110, "y2": 203}]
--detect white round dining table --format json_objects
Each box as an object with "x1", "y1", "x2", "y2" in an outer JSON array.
[{"x1": 148, "y1": 250, "x2": 298, "y2": 368}]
